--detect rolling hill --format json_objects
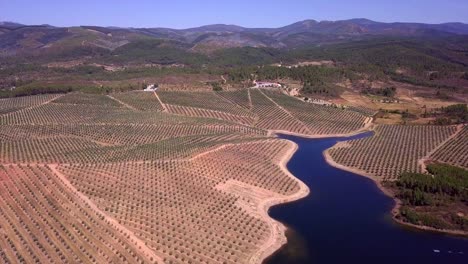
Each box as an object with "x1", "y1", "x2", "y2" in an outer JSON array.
[{"x1": 1, "y1": 18, "x2": 468, "y2": 58}]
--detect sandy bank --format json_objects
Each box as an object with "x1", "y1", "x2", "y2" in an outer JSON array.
[
  {"x1": 248, "y1": 140, "x2": 310, "y2": 264},
  {"x1": 267, "y1": 116, "x2": 374, "y2": 139},
  {"x1": 268, "y1": 127, "x2": 373, "y2": 140}
]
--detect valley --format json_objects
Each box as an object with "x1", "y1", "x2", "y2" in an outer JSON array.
[
  {"x1": 0, "y1": 87, "x2": 466, "y2": 263},
  {"x1": 1, "y1": 14, "x2": 467, "y2": 264}
]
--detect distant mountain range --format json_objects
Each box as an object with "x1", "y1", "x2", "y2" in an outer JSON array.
[{"x1": 1, "y1": 19, "x2": 468, "y2": 57}]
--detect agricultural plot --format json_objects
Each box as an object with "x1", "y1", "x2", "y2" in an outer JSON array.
[
  {"x1": 347, "y1": 105, "x2": 378, "y2": 117},
  {"x1": 0, "y1": 103, "x2": 115, "y2": 125},
  {"x1": 199, "y1": 140, "x2": 301, "y2": 195},
  {"x1": 52, "y1": 93, "x2": 123, "y2": 108},
  {"x1": 250, "y1": 89, "x2": 311, "y2": 135},
  {"x1": 6, "y1": 91, "x2": 463, "y2": 263},
  {"x1": 94, "y1": 107, "x2": 226, "y2": 125},
  {"x1": 0, "y1": 164, "x2": 152, "y2": 263},
  {"x1": 64, "y1": 133, "x2": 267, "y2": 164},
  {"x1": 0, "y1": 93, "x2": 304, "y2": 263},
  {"x1": 0, "y1": 125, "x2": 266, "y2": 164},
  {"x1": 57, "y1": 139, "x2": 299, "y2": 264},
  {"x1": 111, "y1": 91, "x2": 165, "y2": 111},
  {"x1": 0, "y1": 101, "x2": 221, "y2": 126},
  {"x1": 0, "y1": 94, "x2": 60, "y2": 115},
  {"x1": 0, "y1": 123, "x2": 266, "y2": 146},
  {"x1": 262, "y1": 90, "x2": 368, "y2": 135},
  {"x1": 158, "y1": 91, "x2": 254, "y2": 118},
  {"x1": 166, "y1": 104, "x2": 256, "y2": 126},
  {"x1": 217, "y1": 90, "x2": 251, "y2": 110},
  {"x1": 430, "y1": 125, "x2": 468, "y2": 168},
  {"x1": 328, "y1": 125, "x2": 457, "y2": 180},
  {"x1": 0, "y1": 137, "x2": 104, "y2": 164}
]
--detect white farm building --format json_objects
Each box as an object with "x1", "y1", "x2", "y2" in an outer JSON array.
[
  {"x1": 254, "y1": 81, "x2": 282, "y2": 88},
  {"x1": 143, "y1": 84, "x2": 158, "y2": 92}
]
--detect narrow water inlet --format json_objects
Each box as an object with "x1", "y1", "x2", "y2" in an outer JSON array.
[{"x1": 266, "y1": 133, "x2": 468, "y2": 264}]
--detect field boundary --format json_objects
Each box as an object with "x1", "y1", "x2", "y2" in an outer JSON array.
[
  {"x1": 418, "y1": 124, "x2": 464, "y2": 172},
  {"x1": 166, "y1": 103, "x2": 256, "y2": 125},
  {"x1": 106, "y1": 95, "x2": 139, "y2": 110},
  {"x1": 257, "y1": 89, "x2": 313, "y2": 135},
  {"x1": 48, "y1": 164, "x2": 164, "y2": 263},
  {"x1": 0, "y1": 94, "x2": 64, "y2": 117}
]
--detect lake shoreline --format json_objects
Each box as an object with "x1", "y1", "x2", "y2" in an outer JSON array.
[
  {"x1": 323, "y1": 145, "x2": 468, "y2": 238},
  {"x1": 251, "y1": 140, "x2": 311, "y2": 264},
  {"x1": 268, "y1": 127, "x2": 373, "y2": 139}
]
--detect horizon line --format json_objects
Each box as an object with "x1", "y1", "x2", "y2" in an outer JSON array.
[{"x1": 1, "y1": 17, "x2": 467, "y2": 30}]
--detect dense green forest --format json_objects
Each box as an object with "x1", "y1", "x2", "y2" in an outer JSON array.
[
  {"x1": 226, "y1": 65, "x2": 353, "y2": 96},
  {"x1": 1, "y1": 36, "x2": 467, "y2": 98},
  {"x1": 361, "y1": 86, "x2": 397, "y2": 97},
  {"x1": 102, "y1": 39, "x2": 208, "y2": 66},
  {"x1": 221, "y1": 37, "x2": 468, "y2": 96},
  {"x1": 389, "y1": 164, "x2": 468, "y2": 231},
  {"x1": 429, "y1": 104, "x2": 468, "y2": 125},
  {"x1": 290, "y1": 37, "x2": 467, "y2": 74}
]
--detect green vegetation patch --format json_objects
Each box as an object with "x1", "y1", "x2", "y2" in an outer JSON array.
[
  {"x1": 429, "y1": 104, "x2": 468, "y2": 125},
  {"x1": 388, "y1": 163, "x2": 468, "y2": 231},
  {"x1": 227, "y1": 65, "x2": 351, "y2": 97},
  {"x1": 103, "y1": 39, "x2": 208, "y2": 65},
  {"x1": 361, "y1": 86, "x2": 396, "y2": 98}
]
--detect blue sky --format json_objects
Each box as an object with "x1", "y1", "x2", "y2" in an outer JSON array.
[{"x1": 1, "y1": 0, "x2": 467, "y2": 28}]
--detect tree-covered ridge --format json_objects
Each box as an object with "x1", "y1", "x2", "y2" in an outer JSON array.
[
  {"x1": 1, "y1": 36, "x2": 467, "y2": 98},
  {"x1": 429, "y1": 104, "x2": 468, "y2": 125},
  {"x1": 227, "y1": 65, "x2": 351, "y2": 96},
  {"x1": 102, "y1": 39, "x2": 208, "y2": 65},
  {"x1": 290, "y1": 37, "x2": 467, "y2": 73},
  {"x1": 223, "y1": 37, "x2": 468, "y2": 95}
]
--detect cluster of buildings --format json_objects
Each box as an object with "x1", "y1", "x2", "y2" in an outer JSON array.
[{"x1": 253, "y1": 81, "x2": 282, "y2": 88}]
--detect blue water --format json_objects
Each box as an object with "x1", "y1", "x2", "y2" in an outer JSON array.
[{"x1": 266, "y1": 133, "x2": 468, "y2": 264}]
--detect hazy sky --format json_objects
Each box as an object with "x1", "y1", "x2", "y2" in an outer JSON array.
[{"x1": 1, "y1": 0, "x2": 467, "y2": 28}]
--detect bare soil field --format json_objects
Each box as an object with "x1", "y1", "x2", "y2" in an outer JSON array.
[{"x1": 335, "y1": 82, "x2": 466, "y2": 125}]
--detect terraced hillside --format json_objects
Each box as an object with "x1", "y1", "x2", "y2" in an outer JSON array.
[
  {"x1": 261, "y1": 89, "x2": 371, "y2": 135},
  {"x1": 158, "y1": 91, "x2": 257, "y2": 125},
  {"x1": 0, "y1": 91, "x2": 336, "y2": 264},
  {"x1": 249, "y1": 89, "x2": 311, "y2": 135},
  {"x1": 110, "y1": 91, "x2": 165, "y2": 111},
  {"x1": 430, "y1": 125, "x2": 468, "y2": 169},
  {"x1": 0, "y1": 164, "x2": 155, "y2": 263},
  {"x1": 53, "y1": 93, "x2": 123, "y2": 108},
  {"x1": 217, "y1": 90, "x2": 252, "y2": 110},
  {"x1": 57, "y1": 140, "x2": 302, "y2": 264},
  {"x1": 327, "y1": 125, "x2": 458, "y2": 180},
  {"x1": 0, "y1": 94, "x2": 62, "y2": 114},
  {"x1": 0, "y1": 90, "x2": 465, "y2": 263}
]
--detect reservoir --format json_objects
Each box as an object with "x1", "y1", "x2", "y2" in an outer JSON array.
[{"x1": 266, "y1": 133, "x2": 468, "y2": 264}]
